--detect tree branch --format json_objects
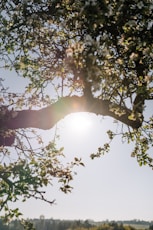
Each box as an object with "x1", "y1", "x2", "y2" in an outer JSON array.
[{"x1": 0, "y1": 96, "x2": 143, "y2": 146}]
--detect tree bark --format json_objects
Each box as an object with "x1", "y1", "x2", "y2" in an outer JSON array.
[{"x1": 0, "y1": 96, "x2": 142, "y2": 146}]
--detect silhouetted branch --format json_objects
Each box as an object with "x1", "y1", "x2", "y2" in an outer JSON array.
[{"x1": 0, "y1": 96, "x2": 143, "y2": 146}]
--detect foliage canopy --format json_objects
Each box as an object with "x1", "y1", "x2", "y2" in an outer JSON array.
[{"x1": 0, "y1": 0, "x2": 153, "y2": 221}]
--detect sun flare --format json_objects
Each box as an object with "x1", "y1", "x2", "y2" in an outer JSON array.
[{"x1": 66, "y1": 113, "x2": 92, "y2": 134}]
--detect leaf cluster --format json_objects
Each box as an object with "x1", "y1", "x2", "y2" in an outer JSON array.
[{"x1": 0, "y1": 140, "x2": 84, "y2": 221}]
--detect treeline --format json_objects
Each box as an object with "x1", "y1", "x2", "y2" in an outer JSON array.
[{"x1": 0, "y1": 219, "x2": 153, "y2": 230}]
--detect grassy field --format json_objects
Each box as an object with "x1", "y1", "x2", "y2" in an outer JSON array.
[{"x1": 124, "y1": 223, "x2": 150, "y2": 229}]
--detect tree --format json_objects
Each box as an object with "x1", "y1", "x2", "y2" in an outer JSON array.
[
  {"x1": 149, "y1": 224, "x2": 153, "y2": 230},
  {"x1": 0, "y1": 0, "x2": 153, "y2": 221}
]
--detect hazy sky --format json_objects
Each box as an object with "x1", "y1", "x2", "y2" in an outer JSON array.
[{"x1": 1, "y1": 70, "x2": 153, "y2": 222}]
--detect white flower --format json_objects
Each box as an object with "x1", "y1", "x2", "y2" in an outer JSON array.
[
  {"x1": 66, "y1": 48, "x2": 73, "y2": 57},
  {"x1": 137, "y1": 1, "x2": 144, "y2": 9}
]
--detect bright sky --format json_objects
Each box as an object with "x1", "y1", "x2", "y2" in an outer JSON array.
[{"x1": 1, "y1": 70, "x2": 153, "y2": 222}]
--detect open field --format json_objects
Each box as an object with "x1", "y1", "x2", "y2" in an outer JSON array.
[{"x1": 124, "y1": 224, "x2": 150, "y2": 230}]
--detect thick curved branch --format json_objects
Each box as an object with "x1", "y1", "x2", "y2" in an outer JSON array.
[{"x1": 0, "y1": 96, "x2": 142, "y2": 146}]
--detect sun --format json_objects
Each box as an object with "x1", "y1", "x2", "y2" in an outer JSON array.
[{"x1": 65, "y1": 112, "x2": 92, "y2": 134}]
